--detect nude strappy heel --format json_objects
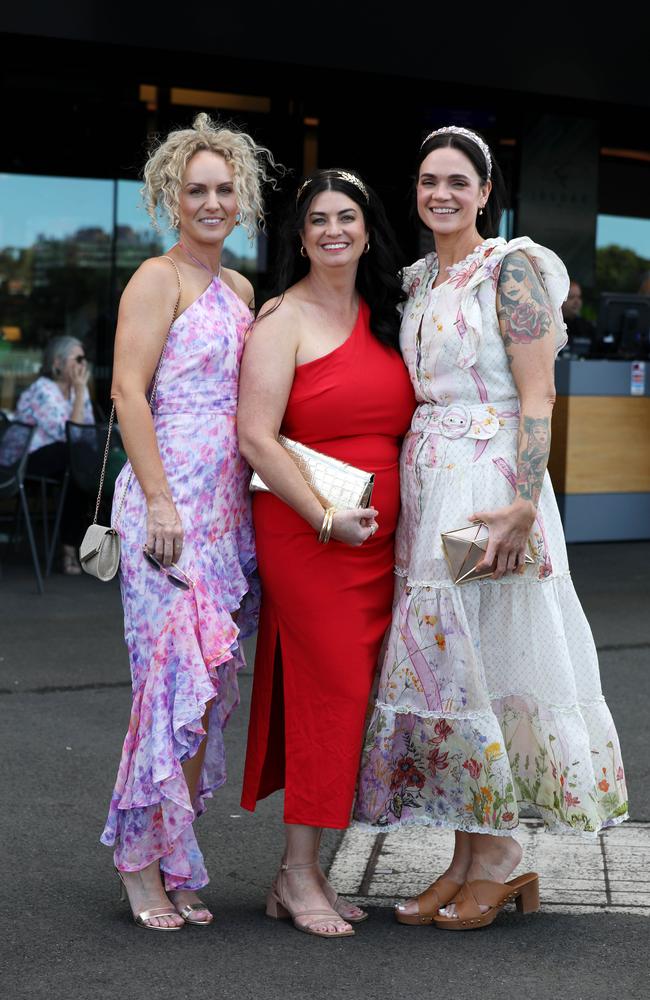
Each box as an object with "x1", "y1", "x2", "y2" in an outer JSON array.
[
  {"x1": 313, "y1": 829, "x2": 368, "y2": 923},
  {"x1": 331, "y1": 893, "x2": 369, "y2": 924},
  {"x1": 116, "y1": 868, "x2": 184, "y2": 931},
  {"x1": 433, "y1": 872, "x2": 540, "y2": 930},
  {"x1": 265, "y1": 862, "x2": 355, "y2": 938}
]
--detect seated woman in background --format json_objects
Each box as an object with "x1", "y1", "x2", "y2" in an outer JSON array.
[{"x1": 15, "y1": 335, "x2": 94, "y2": 574}]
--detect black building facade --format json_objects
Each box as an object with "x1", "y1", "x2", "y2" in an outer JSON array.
[{"x1": 1, "y1": 7, "x2": 648, "y2": 407}]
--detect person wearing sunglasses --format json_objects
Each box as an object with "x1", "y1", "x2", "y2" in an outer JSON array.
[
  {"x1": 100, "y1": 113, "x2": 278, "y2": 931},
  {"x1": 15, "y1": 335, "x2": 94, "y2": 574},
  {"x1": 353, "y1": 127, "x2": 627, "y2": 930}
]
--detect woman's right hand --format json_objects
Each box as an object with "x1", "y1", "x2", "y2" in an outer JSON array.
[
  {"x1": 146, "y1": 494, "x2": 184, "y2": 565},
  {"x1": 330, "y1": 507, "x2": 379, "y2": 547},
  {"x1": 70, "y1": 359, "x2": 90, "y2": 394}
]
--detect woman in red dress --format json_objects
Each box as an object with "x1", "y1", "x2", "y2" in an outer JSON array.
[{"x1": 238, "y1": 169, "x2": 415, "y2": 937}]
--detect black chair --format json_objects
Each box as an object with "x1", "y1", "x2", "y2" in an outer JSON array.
[
  {"x1": 0, "y1": 420, "x2": 44, "y2": 594},
  {"x1": 65, "y1": 419, "x2": 125, "y2": 528},
  {"x1": 24, "y1": 466, "x2": 69, "y2": 577}
]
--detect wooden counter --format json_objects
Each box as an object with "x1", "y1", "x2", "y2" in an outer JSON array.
[{"x1": 548, "y1": 360, "x2": 650, "y2": 541}]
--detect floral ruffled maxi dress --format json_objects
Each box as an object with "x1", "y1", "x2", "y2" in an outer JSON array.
[
  {"x1": 353, "y1": 237, "x2": 628, "y2": 837},
  {"x1": 101, "y1": 274, "x2": 259, "y2": 889}
]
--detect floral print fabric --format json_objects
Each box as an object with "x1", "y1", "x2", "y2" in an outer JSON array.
[
  {"x1": 100, "y1": 275, "x2": 259, "y2": 888},
  {"x1": 15, "y1": 376, "x2": 94, "y2": 452},
  {"x1": 354, "y1": 238, "x2": 628, "y2": 837}
]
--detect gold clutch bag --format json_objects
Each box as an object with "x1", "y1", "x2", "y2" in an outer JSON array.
[
  {"x1": 441, "y1": 522, "x2": 535, "y2": 585},
  {"x1": 249, "y1": 435, "x2": 375, "y2": 509}
]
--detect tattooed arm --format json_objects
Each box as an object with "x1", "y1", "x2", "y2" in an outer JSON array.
[
  {"x1": 472, "y1": 251, "x2": 558, "y2": 579},
  {"x1": 498, "y1": 251, "x2": 557, "y2": 507}
]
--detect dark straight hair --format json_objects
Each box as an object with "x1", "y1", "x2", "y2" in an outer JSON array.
[
  {"x1": 269, "y1": 168, "x2": 405, "y2": 350},
  {"x1": 416, "y1": 131, "x2": 506, "y2": 238}
]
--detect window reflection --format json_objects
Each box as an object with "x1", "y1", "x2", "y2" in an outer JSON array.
[
  {"x1": 0, "y1": 173, "x2": 264, "y2": 412},
  {"x1": 596, "y1": 214, "x2": 650, "y2": 294},
  {"x1": 0, "y1": 173, "x2": 113, "y2": 410},
  {"x1": 114, "y1": 180, "x2": 165, "y2": 303},
  {"x1": 116, "y1": 178, "x2": 262, "y2": 285}
]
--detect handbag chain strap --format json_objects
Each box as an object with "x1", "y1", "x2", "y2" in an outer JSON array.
[{"x1": 92, "y1": 255, "x2": 182, "y2": 526}]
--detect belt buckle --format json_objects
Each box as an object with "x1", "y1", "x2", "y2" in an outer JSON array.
[{"x1": 438, "y1": 403, "x2": 472, "y2": 439}]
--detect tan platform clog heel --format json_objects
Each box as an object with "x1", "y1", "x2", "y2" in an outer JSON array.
[
  {"x1": 395, "y1": 876, "x2": 464, "y2": 926},
  {"x1": 433, "y1": 872, "x2": 540, "y2": 930}
]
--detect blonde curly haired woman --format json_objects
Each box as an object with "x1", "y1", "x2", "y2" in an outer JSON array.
[{"x1": 100, "y1": 113, "x2": 277, "y2": 930}]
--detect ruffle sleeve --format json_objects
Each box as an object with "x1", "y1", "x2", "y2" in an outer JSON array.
[
  {"x1": 454, "y1": 237, "x2": 569, "y2": 370},
  {"x1": 401, "y1": 257, "x2": 429, "y2": 294},
  {"x1": 399, "y1": 256, "x2": 432, "y2": 315}
]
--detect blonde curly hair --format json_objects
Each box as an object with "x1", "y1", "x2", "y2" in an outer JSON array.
[{"x1": 142, "y1": 112, "x2": 280, "y2": 239}]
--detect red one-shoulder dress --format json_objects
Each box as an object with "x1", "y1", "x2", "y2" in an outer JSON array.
[{"x1": 241, "y1": 298, "x2": 416, "y2": 828}]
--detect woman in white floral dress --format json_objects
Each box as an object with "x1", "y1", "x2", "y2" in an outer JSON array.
[{"x1": 353, "y1": 127, "x2": 628, "y2": 929}]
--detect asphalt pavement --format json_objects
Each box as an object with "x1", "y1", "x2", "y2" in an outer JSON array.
[{"x1": 1, "y1": 541, "x2": 648, "y2": 1000}]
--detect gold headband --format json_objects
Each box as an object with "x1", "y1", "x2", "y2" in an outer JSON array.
[{"x1": 297, "y1": 170, "x2": 369, "y2": 203}]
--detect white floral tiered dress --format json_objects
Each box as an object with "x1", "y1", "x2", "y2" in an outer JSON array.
[{"x1": 353, "y1": 237, "x2": 628, "y2": 837}]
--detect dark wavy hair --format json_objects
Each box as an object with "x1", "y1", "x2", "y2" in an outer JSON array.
[
  {"x1": 416, "y1": 130, "x2": 506, "y2": 238},
  {"x1": 269, "y1": 168, "x2": 405, "y2": 350}
]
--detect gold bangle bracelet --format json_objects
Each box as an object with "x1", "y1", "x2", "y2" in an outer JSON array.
[
  {"x1": 318, "y1": 507, "x2": 330, "y2": 543},
  {"x1": 318, "y1": 506, "x2": 337, "y2": 544},
  {"x1": 323, "y1": 507, "x2": 335, "y2": 544},
  {"x1": 320, "y1": 507, "x2": 334, "y2": 544}
]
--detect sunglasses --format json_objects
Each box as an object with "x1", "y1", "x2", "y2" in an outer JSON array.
[
  {"x1": 142, "y1": 546, "x2": 194, "y2": 590},
  {"x1": 507, "y1": 268, "x2": 526, "y2": 283}
]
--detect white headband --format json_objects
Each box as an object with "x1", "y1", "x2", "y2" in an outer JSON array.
[{"x1": 421, "y1": 126, "x2": 492, "y2": 180}]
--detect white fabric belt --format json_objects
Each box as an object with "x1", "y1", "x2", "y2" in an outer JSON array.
[{"x1": 411, "y1": 402, "x2": 520, "y2": 441}]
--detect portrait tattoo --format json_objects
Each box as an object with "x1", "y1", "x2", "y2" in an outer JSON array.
[
  {"x1": 517, "y1": 415, "x2": 551, "y2": 506},
  {"x1": 497, "y1": 252, "x2": 553, "y2": 364}
]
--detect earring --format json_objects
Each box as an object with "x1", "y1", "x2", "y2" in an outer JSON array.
[
  {"x1": 363, "y1": 241, "x2": 370, "y2": 254},
  {"x1": 300, "y1": 246, "x2": 308, "y2": 258},
  {"x1": 478, "y1": 207, "x2": 484, "y2": 216},
  {"x1": 234, "y1": 213, "x2": 241, "y2": 226}
]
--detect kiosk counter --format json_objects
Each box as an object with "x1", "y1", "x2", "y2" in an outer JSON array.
[{"x1": 548, "y1": 359, "x2": 650, "y2": 542}]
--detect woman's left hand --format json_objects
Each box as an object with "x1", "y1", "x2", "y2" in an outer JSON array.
[{"x1": 470, "y1": 499, "x2": 536, "y2": 580}]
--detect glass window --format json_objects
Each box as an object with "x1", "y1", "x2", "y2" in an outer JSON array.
[
  {"x1": 0, "y1": 174, "x2": 265, "y2": 413},
  {"x1": 596, "y1": 214, "x2": 650, "y2": 294},
  {"x1": 115, "y1": 179, "x2": 165, "y2": 296},
  {"x1": 117, "y1": 178, "x2": 262, "y2": 286},
  {"x1": 499, "y1": 209, "x2": 514, "y2": 242},
  {"x1": 0, "y1": 173, "x2": 113, "y2": 411}
]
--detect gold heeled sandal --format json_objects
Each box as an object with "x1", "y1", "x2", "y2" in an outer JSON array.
[
  {"x1": 116, "y1": 868, "x2": 184, "y2": 931},
  {"x1": 265, "y1": 862, "x2": 355, "y2": 938},
  {"x1": 167, "y1": 890, "x2": 213, "y2": 926}
]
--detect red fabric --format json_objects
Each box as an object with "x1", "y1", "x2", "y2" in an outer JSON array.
[{"x1": 241, "y1": 299, "x2": 416, "y2": 827}]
